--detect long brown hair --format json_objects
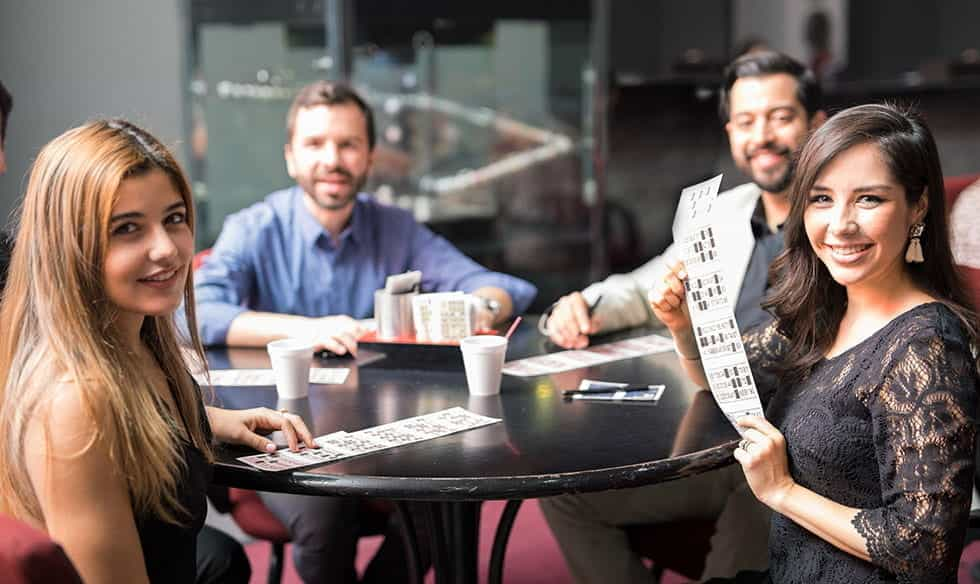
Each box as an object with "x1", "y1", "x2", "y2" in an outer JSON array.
[
  {"x1": 0, "y1": 119, "x2": 211, "y2": 524},
  {"x1": 765, "y1": 103, "x2": 978, "y2": 382}
]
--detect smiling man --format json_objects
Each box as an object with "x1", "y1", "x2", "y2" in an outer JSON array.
[
  {"x1": 540, "y1": 52, "x2": 827, "y2": 583},
  {"x1": 541, "y1": 52, "x2": 826, "y2": 352},
  {"x1": 193, "y1": 81, "x2": 535, "y2": 584},
  {"x1": 194, "y1": 82, "x2": 535, "y2": 357}
]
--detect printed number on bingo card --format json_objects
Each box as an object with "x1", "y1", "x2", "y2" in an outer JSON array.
[
  {"x1": 695, "y1": 317, "x2": 743, "y2": 357},
  {"x1": 683, "y1": 228, "x2": 718, "y2": 266},
  {"x1": 685, "y1": 270, "x2": 727, "y2": 312},
  {"x1": 706, "y1": 364, "x2": 758, "y2": 402}
]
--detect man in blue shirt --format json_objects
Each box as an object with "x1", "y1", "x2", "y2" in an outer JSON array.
[
  {"x1": 195, "y1": 82, "x2": 536, "y2": 356},
  {"x1": 194, "y1": 81, "x2": 535, "y2": 583}
]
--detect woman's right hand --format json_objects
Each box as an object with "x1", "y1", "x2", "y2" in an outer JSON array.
[
  {"x1": 648, "y1": 260, "x2": 693, "y2": 338},
  {"x1": 650, "y1": 261, "x2": 706, "y2": 387}
]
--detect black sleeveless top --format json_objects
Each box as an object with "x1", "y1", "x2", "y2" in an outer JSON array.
[{"x1": 135, "y1": 382, "x2": 212, "y2": 583}]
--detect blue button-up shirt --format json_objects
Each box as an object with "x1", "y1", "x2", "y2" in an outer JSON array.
[{"x1": 194, "y1": 187, "x2": 537, "y2": 345}]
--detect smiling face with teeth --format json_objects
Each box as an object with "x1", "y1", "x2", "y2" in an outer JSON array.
[
  {"x1": 104, "y1": 168, "x2": 193, "y2": 333},
  {"x1": 804, "y1": 142, "x2": 927, "y2": 293}
]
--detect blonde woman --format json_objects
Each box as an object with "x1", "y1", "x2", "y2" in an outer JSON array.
[{"x1": 0, "y1": 119, "x2": 316, "y2": 583}]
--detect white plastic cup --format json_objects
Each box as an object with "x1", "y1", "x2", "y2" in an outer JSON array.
[
  {"x1": 459, "y1": 335, "x2": 508, "y2": 396},
  {"x1": 266, "y1": 339, "x2": 314, "y2": 399}
]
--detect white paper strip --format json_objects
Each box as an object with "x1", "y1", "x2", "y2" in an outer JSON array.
[
  {"x1": 195, "y1": 368, "x2": 350, "y2": 387},
  {"x1": 502, "y1": 334, "x2": 674, "y2": 377},
  {"x1": 238, "y1": 407, "x2": 501, "y2": 471},
  {"x1": 673, "y1": 175, "x2": 765, "y2": 432}
]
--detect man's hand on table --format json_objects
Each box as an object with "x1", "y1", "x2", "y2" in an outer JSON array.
[
  {"x1": 226, "y1": 310, "x2": 365, "y2": 354},
  {"x1": 302, "y1": 315, "x2": 365, "y2": 357},
  {"x1": 546, "y1": 292, "x2": 600, "y2": 349}
]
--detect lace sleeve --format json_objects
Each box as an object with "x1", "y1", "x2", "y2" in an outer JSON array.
[
  {"x1": 743, "y1": 317, "x2": 786, "y2": 405},
  {"x1": 851, "y1": 326, "x2": 978, "y2": 583}
]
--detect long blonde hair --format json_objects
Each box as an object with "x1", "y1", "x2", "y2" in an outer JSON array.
[{"x1": 0, "y1": 119, "x2": 211, "y2": 525}]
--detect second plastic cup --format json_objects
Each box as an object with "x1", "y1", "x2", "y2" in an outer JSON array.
[
  {"x1": 267, "y1": 339, "x2": 314, "y2": 399},
  {"x1": 459, "y1": 335, "x2": 508, "y2": 396}
]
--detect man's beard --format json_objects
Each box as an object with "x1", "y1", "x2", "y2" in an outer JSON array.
[
  {"x1": 307, "y1": 169, "x2": 368, "y2": 211},
  {"x1": 751, "y1": 156, "x2": 795, "y2": 193},
  {"x1": 745, "y1": 144, "x2": 796, "y2": 194}
]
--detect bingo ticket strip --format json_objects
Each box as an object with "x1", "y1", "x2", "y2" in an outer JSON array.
[
  {"x1": 674, "y1": 175, "x2": 764, "y2": 430},
  {"x1": 237, "y1": 407, "x2": 501, "y2": 472}
]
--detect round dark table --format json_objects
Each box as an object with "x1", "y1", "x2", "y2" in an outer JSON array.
[{"x1": 208, "y1": 322, "x2": 740, "y2": 583}]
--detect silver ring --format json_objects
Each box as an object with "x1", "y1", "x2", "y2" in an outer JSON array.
[
  {"x1": 738, "y1": 438, "x2": 751, "y2": 451},
  {"x1": 279, "y1": 408, "x2": 290, "y2": 416}
]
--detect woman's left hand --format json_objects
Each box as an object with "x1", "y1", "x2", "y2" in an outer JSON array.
[
  {"x1": 206, "y1": 406, "x2": 316, "y2": 453},
  {"x1": 734, "y1": 416, "x2": 796, "y2": 512}
]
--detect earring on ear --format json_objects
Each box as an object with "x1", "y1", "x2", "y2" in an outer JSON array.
[{"x1": 905, "y1": 222, "x2": 925, "y2": 263}]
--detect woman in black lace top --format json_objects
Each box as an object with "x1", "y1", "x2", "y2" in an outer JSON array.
[{"x1": 650, "y1": 103, "x2": 979, "y2": 583}]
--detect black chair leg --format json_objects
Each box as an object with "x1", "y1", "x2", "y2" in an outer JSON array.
[
  {"x1": 425, "y1": 503, "x2": 453, "y2": 583},
  {"x1": 268, "y1": 541, "x2": 285, "y2": 584},
  {"x1": 394, "y1": 500, "x2": 424, "y2": 584},
  {"x1": 488, "y1": 500, "x2": 523, "y2": 584}
]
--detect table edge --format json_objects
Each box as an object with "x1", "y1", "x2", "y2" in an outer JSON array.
[{"x1": 213, "y1": 439, "x2": 738, "y2": 501}]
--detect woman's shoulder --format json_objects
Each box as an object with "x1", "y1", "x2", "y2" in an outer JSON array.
[
  {"x1": 885, "y1": 301, "x2": 970, "y2": 347},
  {"x1": 876, "y1": 302, "x2": 977, "y2": 385},
  {"x1": 29, "y1": 378, "x2": 103, "y2": 448},
  {"x1": 22, "y1": 377, "x2": 120, "y2": 505}
]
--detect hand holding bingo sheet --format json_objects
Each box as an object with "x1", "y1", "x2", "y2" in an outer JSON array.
[
  {"x1": 672, "y1": 175, "x2": 764, "y2": 432},
  {"x1": 237, "y1": 407, "x2": 500, "y2": 472}
]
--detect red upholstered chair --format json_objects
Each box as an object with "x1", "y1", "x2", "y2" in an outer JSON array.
[
  {"x1": 945, "y1": 174, "x2": 980, "y2": 310},
  {"x1": 226, "y1": 488, "x2": 292, "y2": 584},
  {"x1": 944, "y1": 174, "x2": 978, "y2": 204},
  {"x1": 192, "y1": 248, "x2": 213, "y2": 271},
  {"x1": 211, "y1": 488, "x2": 393, "y2": 584},
  {"x1": 949, "y1": 175, "x2": 980, "y2": 584},
  {"x1": 0, "y1": 514, "x2": 83, "y2": 584}
]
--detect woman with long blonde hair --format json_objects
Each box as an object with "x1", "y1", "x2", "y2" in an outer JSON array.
[{"x1": 0, "y1": 119, "x2": 315, "y2": 583}]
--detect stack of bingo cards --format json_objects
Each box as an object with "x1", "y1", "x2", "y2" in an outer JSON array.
[{"x1": 412, "y1": 292, "x2": 474, "y2": 342}]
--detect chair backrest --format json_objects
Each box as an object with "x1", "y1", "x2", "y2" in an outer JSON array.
[
  {"x1": 0, "y1": 515, "x2": 83, "y2": 584},
  {"x1": 945, "y1": 174, "x2": 980, "y2": 311},
  {"x1": 945, "y1": 174, "x2": 979, "y2": 205},
  {"x1": 192, "y1": 248, "x2": 213, "y2": 271}
]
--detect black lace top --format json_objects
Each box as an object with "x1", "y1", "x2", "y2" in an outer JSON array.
[{"x1": 745, "y1": 302, "x2": 978, "y2": 584}]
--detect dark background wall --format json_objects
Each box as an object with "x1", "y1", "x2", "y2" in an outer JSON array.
[
  {"x1": 1, "y1": 0, "x2": 977, "y2": 306},
  {"x1": 604, "y1": 0, "x2": 980, "y2": 268}
]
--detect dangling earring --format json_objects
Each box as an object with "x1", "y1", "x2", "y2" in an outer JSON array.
[{"x1": 905, "y1": 222, "x2": 925, "y2": 263}]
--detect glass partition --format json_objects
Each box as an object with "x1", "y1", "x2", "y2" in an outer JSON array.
[
  {"x1": 187, "y1": 0, "x2": 604, "y2": 310},
  {"x1": 186, "y1": 0, "x2": 980, "y2": 312}
]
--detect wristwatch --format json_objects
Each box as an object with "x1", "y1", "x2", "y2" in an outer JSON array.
[{"x1": 476, "y1": 296, "x2": 502, "y2": 318}]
